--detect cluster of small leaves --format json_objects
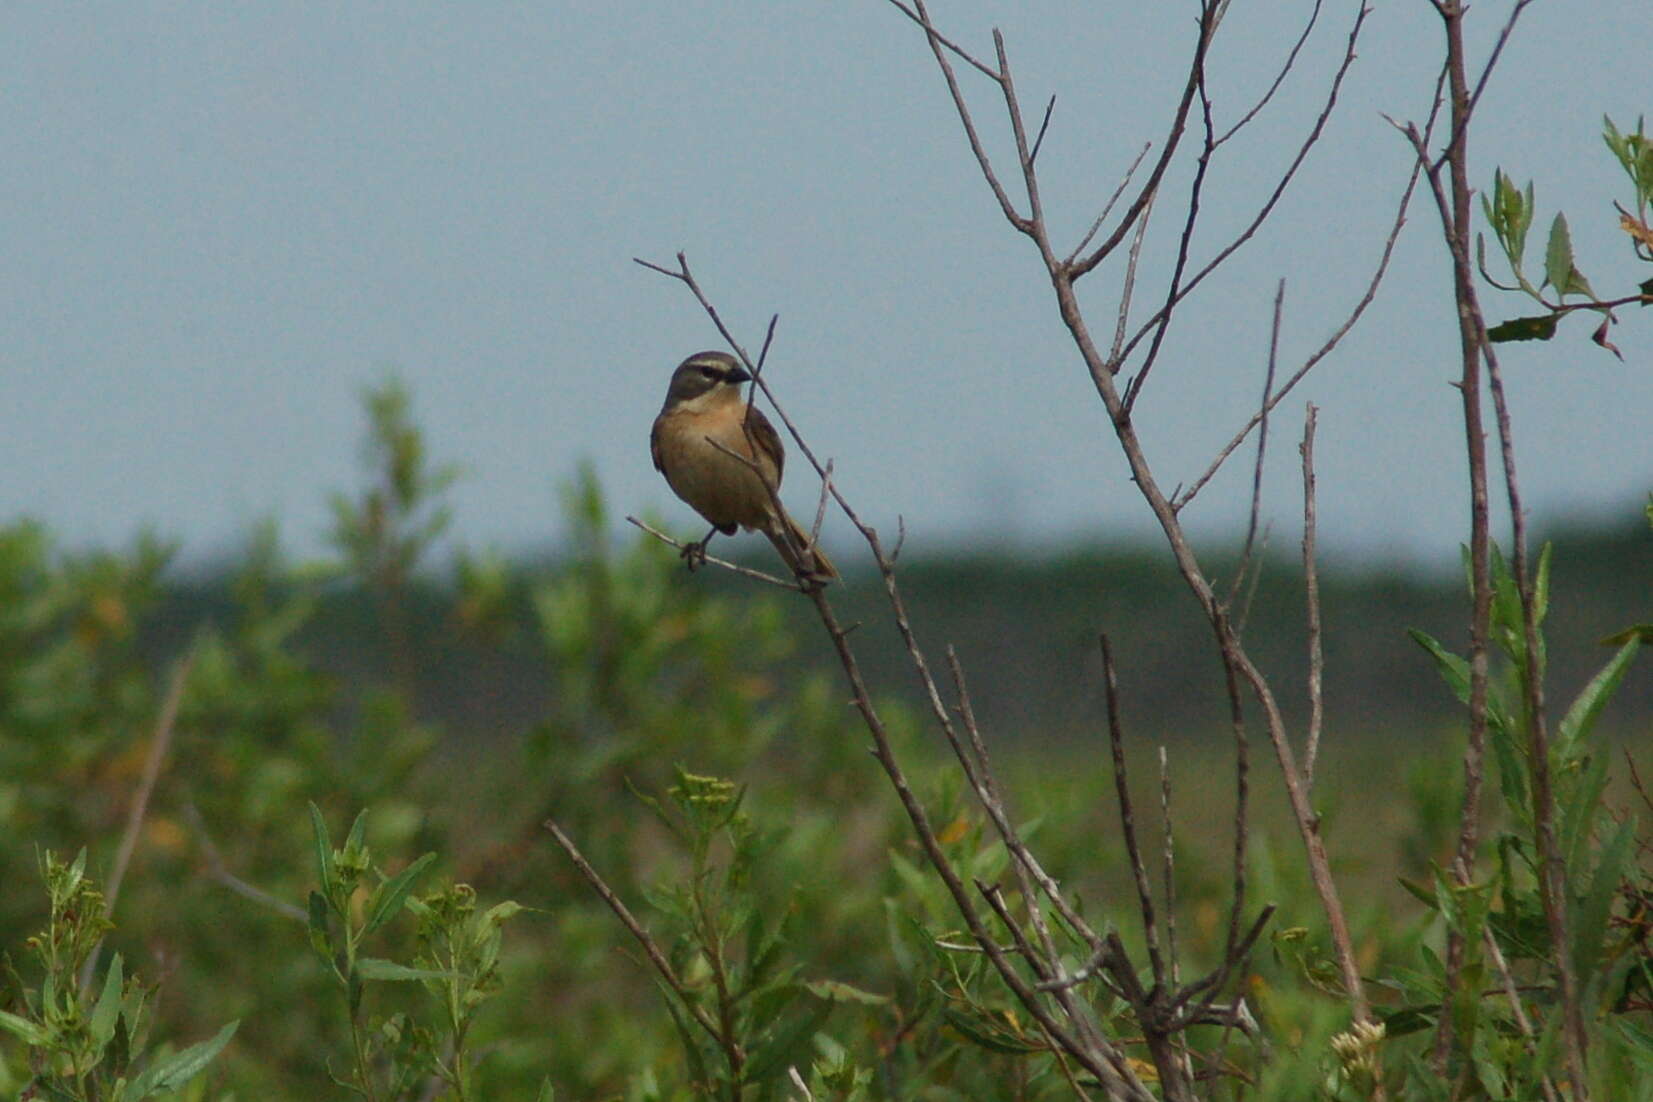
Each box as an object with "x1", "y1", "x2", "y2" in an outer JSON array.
[
  {"x1": 0, "y1": 851, "x2": 236, "y2": 1101},
  {"x1": 305, "y1": 805, "x2": 535, "y2": 1101},
  {"x1": 327, "y1": 377, "x2": 460, "y2": 596},
  {"x1": 630, "y1": 769, "x2": 884, "y2": 1101},
  {"x1": 1398, "y1": 542, "x2": 1651, "y2": 1095},
  {"x1": 1480, "y1": 115, "x2": 1653, "y2": 353}
]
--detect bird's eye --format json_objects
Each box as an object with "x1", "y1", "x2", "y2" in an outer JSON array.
[{"x1": 698, "y1": 365, "x2": 717, "y2": 378}]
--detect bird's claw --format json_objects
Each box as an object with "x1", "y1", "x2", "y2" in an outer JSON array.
[{"x1": 680, "y1": 540, "x2": 709, "y2": 571}]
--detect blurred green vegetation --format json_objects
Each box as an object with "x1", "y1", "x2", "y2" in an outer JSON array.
[
  {"x1": 144, "y1": 516, "x2": 1653, "y2": 755},
  {"x1": 0, "y1": 380, "x2": 1649, "y2": 1099}
]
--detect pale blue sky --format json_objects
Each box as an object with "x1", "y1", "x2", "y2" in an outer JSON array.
[{"x1": 5, "y1": 3, "x2": 1649, "y2": 570}]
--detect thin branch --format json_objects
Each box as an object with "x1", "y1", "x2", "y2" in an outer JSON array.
[
  {"x1": 1029, "y1": 94, "x2": 1057, "y2": 167},
  {"x1": 1432, "y1": 0, "x2": 1539, "y2": 174},
  {"x1": 801, "y1": 578, "x2": 1149, "y2": 1098},
  {"x1": 1225, "y1": 281, "x2": 1285, "y2": 613},
  {"x1": 1172, "y1": 150, "x2": 1421, "y2": 512},
  {"x1": 1455, "y1": 858, "x2": 1563, "y2": 1102},
  {"x1": 544, "y1": 816, "x2": 723, "y2": 1045},
  {"x1": 1167, "y1": 905, "x2": 1276, "y2": 1027},
  {"x1": 811, "y1": 459, "x2": 835, "y2": 544},
  {"x1": 1069, "y1": 3, "x2": 1220, "y2": 278},
  {"x1": 880, "y1": 0, "x2": 1001, "y2": 80},
  {"x1": 81, "y1": 647, "x2": 196, "y2": 992},
  {"x1": 626, "y1": 516, "x2": 803, "y2": 591},
  {"x1": 1300, "y1": 404, "x2": 1326, "y2": 785},
  {"x1": 1108, "y1": 187, "x2": 1159, "y2": 367},
  {"x1": 903, "y1": 0, "x2": 1031, "y2": 234},
  {"x1": 1213, "y1": 0, "x2": 1325, "y2": 149},
  {"x1": 1122, "y1": 41, "x2": 1217, "y2": 412},
  {"x1": 1100, "y1": 635, "x2": 1166, "y2": 986},
  {"x1": 183, "y1": 802, "x2": 307, "y2": 923},
  {"x1": 1158, "y1": 746, "x2": 1181, "y2": 990},
  {"x1": 1037, "y1": 944, "x2": 1111, "y2": 992},
  {"x1": 1066, "y1": 143, "x2": 1152, "y2": 270},
  {"x1": 1121, "y1": 1, "x2": 1372, "y2": 405}
]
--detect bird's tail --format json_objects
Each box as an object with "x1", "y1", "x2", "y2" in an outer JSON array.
[{"x1": 766, "y1": 510, "x2": 837, "y2": 583}]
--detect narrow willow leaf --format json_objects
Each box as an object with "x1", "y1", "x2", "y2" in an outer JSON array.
[
  {"x1": 308, "y1": 802, "x2": 335, "y2": 890},
  {"x1": 354, "y1": 958, "x2": 450, "y2": 982},
  {"x1": 362, "y1": 852, "x2": 437, "y2": 937}
]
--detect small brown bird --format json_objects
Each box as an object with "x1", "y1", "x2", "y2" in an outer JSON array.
[{"x1": 651, "y1": 351, "x2": 836, "y2": 582}]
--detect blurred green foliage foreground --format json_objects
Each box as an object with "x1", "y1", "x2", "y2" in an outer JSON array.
[{"x1": 2, "y1": 381, "x2": 1651, "y2": 1099}]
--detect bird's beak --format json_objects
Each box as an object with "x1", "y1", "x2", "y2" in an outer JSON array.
[{"x1": 725, "y1": 365, "x2": 753, "y2": 385}]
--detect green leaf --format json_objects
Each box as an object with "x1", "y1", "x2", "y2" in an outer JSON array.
[
  {"x1": 1601, "y1": 623, "x2": 1653, "y2": 645},
  {"x1": 1398, "y1": 876, "x2": 1439, "y2": 909},
  {"x1": 659, "y1": 986, "x2": 710, "y2": 1090},
  {"x1": 942, "y1": 1007, "x2": 1045, "y2": 1054},
  {"x1": 1544, "y1": 213, "x2": 1574, "y2": 293},
  {"x1": 1533, "y1": 542, "x2": 1551, "y2": 626},
  {"x1": 1558, "y1": 637, "x2": 1640, "y2": 748},
  {"x1": 308, "y1": 802, "x2": 335, "y2": 891},
  {"x1": 90, "y1": 952, "x2": 125, "y2": 1048},
  {"x1": 1487, "y1": 314, "x2": 1560, "y2": 343},
  {"x1": 1409, "y1": 629, "x2": 1471, "y2": 702},
  {"x1": 307, "y1": 891, "x2": 333, "y2": 959},
  {"x1": 803, "y1": 979, "x2": 889, "y2": 1005},
  {"x1": 481, "y1": 900, "x2": 526, "y2": 926},
  {"x1": 1559, "y1": 751, "x2": 1610, "y2": 872},
  {"x1": 344, "y1": 808, "x2": 369, "y2": 856},
  {"x1": 0, "y1": 1008, "x2": 50, "y2": 1046},
  {"x1": 127, "y1": 1020, "x2": 238, "y2": 1098},
  {"x1": 1379, "y1": 1004, "x2": 1438, "y2": 1037},
  {"x1": 354, "y1": 957, "x2": 450, "y2": 982},
  {"x1": 1573, "y1": 817, "x2": 1634, "y2": 979},
  {"x1": 361, "y1": 852, "x2": 437, "y2": 937},
  {"x1": 743, "y1": 998, "x2": 833, "y2": 1084},
  {"x1": 1488, "y1": 723, "x2": 1529, "y2": 824}
]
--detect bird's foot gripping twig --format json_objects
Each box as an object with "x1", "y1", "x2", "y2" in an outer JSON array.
[{"x1": 680, "y1": 526, "x2": 719, "y2": 571}]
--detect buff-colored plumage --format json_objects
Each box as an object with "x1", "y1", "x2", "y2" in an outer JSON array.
[{"x1": 651, "y1": 351, "x2": 835, "y2": 582}]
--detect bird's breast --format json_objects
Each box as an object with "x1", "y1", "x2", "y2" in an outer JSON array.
[{"x1": 654, "y1": 409, "x2": 778, "y2": 531}]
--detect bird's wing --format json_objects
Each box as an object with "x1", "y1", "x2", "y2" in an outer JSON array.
[
  {"x1": 649, "y1": 415, "x2": 666, "y2": 473},
  {"x1": 743, "y1": 404, "x2": 786, "y2": 484}
]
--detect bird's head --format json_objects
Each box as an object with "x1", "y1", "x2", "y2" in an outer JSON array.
[{"x1": 662, "y1": 351, "x2": 753, "y2": 411}]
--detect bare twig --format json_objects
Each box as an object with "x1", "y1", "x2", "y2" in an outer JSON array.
[
  {"x1": 183, "y1": 801, "x2": 307, "y2": 923},
  {"x1": 1158, "y1": 746, "x2": 1181, "y2": 989},
  {"x1": 880, "y1": 0, "x2": 1001, "y2": 80},
  {"x1": 811, "y1": 459, "x2": 834, "y2": 545},
  {"x1": 1213, "y1": 0, "x2": 1325, "y2": 149},
  {"x1": 544, "y1": 816, "x2": 724, "y2": 1046},
  {"x1": 81, "y1": 647, "x2": 196, "y2": 992},
  {"x1": 1455, "y1": 857, "x2": 1563, "y2": 1102},
  {"x1": 1122, "y1": 50, "x2": 1217, "y2": 411},
  {"x1": 902, "y1": 1, "x2": 1030, "y2": 235},
  {"x1": 1029, "y1": 94, "x2": 1057, "y2": 166},
  {"x1": 1101, "y1": 636, "x2": 1165, "y2": 985},
  {"x1": 1225, "y1": 281, "x2": 1285, "y2": 613},
  {"x1": 1121, "y1": 1, "x2": 1372, "y2": 412},
  {"x1": 1300, "y1": 404, "x2": 1326, "y2": 785},
  {"x1": 1171, "y1": 150, "x2": 1421, "y2": 512},
  {"x1": 625, "y1": 516, "x2": 803, "y2": 591},
  {"x1": 1068, "y1": 5, "x2": 1219, "y2": 278},
  {"x1": 1066, "y1": 143, "x2": 1152, "y2": 270},
  {"x1": 1108, "y1": 186, "x2": 1159, "y2": 366}
]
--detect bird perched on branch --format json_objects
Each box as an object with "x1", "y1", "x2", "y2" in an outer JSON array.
[{"x1": 650, "y1": 350, "x2": 836, "y2": 583}]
